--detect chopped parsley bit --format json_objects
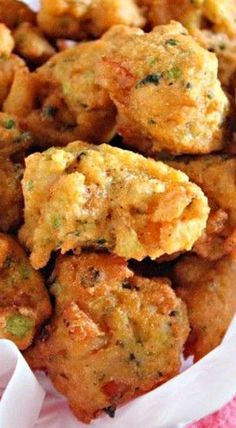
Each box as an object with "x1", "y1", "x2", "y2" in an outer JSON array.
[
  {"x1": 207, "y1": 91, "x2": 214, "y2": 99},
  {"x1": 165, "y1": 39, "x2": 178, "y2": 46},
  {"x1": 50, "y1": 281, "x2": 62, "y2": 295},
  {"x1": 104, "y1": 405, "x2": 116, "y2": 418},
  {"x1": 78, "y1": 100, "x2": 88, "y2": 108},
  {"x1": 219, "y1": 43, "x2": 226, "y2": 50},
  {"x1": 186, "y1": 82, "x2": 192, "y2": 89},
  {"x1": 147, "y1": 56, "x2": 159, "y2": 66},
  {"x1": 42, "y1": 105, "x2": 58, "y2": 118},
  {"x1": 20, "y1": 263, "x2": 31, "y2": 280},
  {"x1": 27, "y1": 180, "x2": 34, "y2": 191},
  {"x1": 148, "y1": 118, "x2": 156, "y2": 125},
  {"x1": 166, "y1": 66, "x2": 182, "y2": 80},
  {"x1": 96, "y1": 238, "x2": 107, "y2": 245},
  {"x1": 6, "y1": 314, "x2": 33, "y2": 338},
  {"x1": 136, "y1": 73, "x2": 163, "y2": 88},
  {"x1": 51, "y1": 215, "x2": 61, "y2": 229},
  {"x1": 4, "y1": 119, "x2": 16, "y2": 129},
  {"x1": 14, "y1": 132, "x2": 31, "y2": 144}
]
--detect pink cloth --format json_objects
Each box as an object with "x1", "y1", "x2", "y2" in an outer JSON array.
[{"x1": 190, "y1": 397, "x2": 236, "y2": 428}]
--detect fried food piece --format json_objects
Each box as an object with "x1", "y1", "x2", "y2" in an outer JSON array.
[
  {"x1": 25, "y1": 252, "x2": 189, "y2": 423},
  {"x1": 139, "y1": 0, "x2": 236, "y2": 37},
  {"x1": 173, "y1": 253, "x2": 236, "y2": 361},
  {"x1": 0, "y1": 112, "x2": 32, "y2": 156},
  {"x1": 16, "y1": 40, "x2": 116, "y2": 147},
  {"x1": 0, "y1": 24, "x2": 15, "y2": 58},
  {"x1": 97, "y1": 22, "x2": 229, "y2": 155},
  {"x1": 138, "y1": 1, "x2": 236, "y2": 88},
  {"x1": 14, "y1": 22, "x2": 55, "y2": 65},
  {"x1": 0, "y1": 233, "x2": 51, "y2": 350},
  {"x1": 0, "y1": 0, "x2": 35, "y2": 29},
  {"x1": 19, "y1": 141, "x2": 209, "y2": 269},
  {"x1": 168, "y1": 155, "x2": 236, "y2": 260},
  {"x1": 0, "y1": 158, "x2": 23, "y2": 232},
  {"x1": 37, "y1": 0, "x2": 144, "y2": 40},
  {"x1": 0, "y1": 54, "x2": 26, "y2": 108}
]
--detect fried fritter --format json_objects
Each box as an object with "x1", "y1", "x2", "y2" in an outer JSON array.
[
  {"x1": 0, "y1": 157, "x2": 23, "y2": 232},
  {"x1": 0, "y1": 112, "x2": 32, "y2": 156},
  {"x1": 19, "y1": 141, "x2": 209, "y2": 269},
  {"x1": 173, "y1": 253, "x2": 236, "y2": 361},
  {"x1": 14, "y1": 22, "x2": 55, "y2": 65},
  {"x1": 0, "y1": 54, "x2": 26, "y2": 108},
  {"x1": 138, "y1": 0, "x2": 236, "y2": 88},
  {"x1": 0, "y1": 233, "x2": 51, "y2": 350},
  {"x1": 168, "y1": 155, "x2": 236, "y2": 260},
  {"x1": 25, "y1": 252, "x2": 189, "y2": 423},
  {"x1": 0, "y1": 24, "x2": 15, "y2": 58},
  {"x1": 37, "y1": 0, "x2": 144, "y2": 40},
  {"x1": 97, "y1": 22, "x2": 229, "y2": 155},
  {"x1": 0, "y1": 0, "x2": 35, "y2": 29},
  {"x1": 15, "y1": 40, "x2": 116, "y2": 147}
]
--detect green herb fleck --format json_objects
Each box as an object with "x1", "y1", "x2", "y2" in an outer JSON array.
[
  {"x1": 147, "y1": 56, "x2": 159, "y2": 66},
  {"x1": 96, "y1": 238, "x2": 107, "y2": 245},
  {"x1": 14, "y1": 132, "x2": 31, "y2": 144},
  {"x1": 219, "y1": 43, "x2": 226, "y2": 50},
  {"x1": 166, "y1": 67, "x2": 182, "y2": 80},
  {"x1": 136, "y1": 73, "x2": 163, "y2": 88},
  {"x1": 186, "y1": 82, "x2": 192, "y2": 89},
  {"x1": 148, "y1": 118, "x2": 157, "y2": 125},
  {"x1": 19, "y1": 263, "x2": 31, "y2": 280},
  {"x1": 4, "y1": 119, "x2": 16, "y2": 129},
  {"x1": 42, "y1": 105, "x2": 58, "y2": 118},
  {"x1": 51, "y1": 215, "x2": 61, "y2": 229},
  {"x1": 165, "y1": 39, "x2": 178, "y2": 46},
  {"x1": 207, "y1": 91, "x2": 214, "y2": 99},
  {"x1": 27, "y1": 180, "x2": 34, "y2": 191},
  {"x1": 50, "y1": 281, "x2": 62, "y2": 296},
  {"x1": 6, "y1": 314, "x2": 33, "y2": 338}
]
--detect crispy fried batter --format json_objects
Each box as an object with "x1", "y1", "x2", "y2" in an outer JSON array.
[
  {"x1": 19, "y1": 141, "x2": 209, "y2": 269},
  {"x1": 0, "y1": 112, "x2": 32, "y2": 156},
  {"x1": 0, "y1": 0, "x2": 35, "y2": 29},
  {"x1": 168, "y1": 155, "x2": 236, "y2": 260},
  {"x1": 0, "y1": 233, "x2": 51, "y2": 350},
  {"x1": 0, "y1": 24, "x2": 15, "y2": 58},
  {"x1": 14, "y1": 22, "x2": 55, "y2": 65},
  {"x1": 173, "y1": 253, "x2": 236, "y2": 361},
  {"x1": 37, "y1": 0, "x2": 144, "y2": 40},
  {"x1": 97, "y1": 22, "x2": 229, "y2": 155},
  {"x1": 0, "y1": 157, "x2": 23, "y2": 232},
  {"x1": 25, "y1": 252, "x2": 189, "y2": 423},
  {"x1": 0, "y1": 54, "x2": 26, "y2": 108},
  {"x1": 14, "y1": 40, "x2": 116, "y2": 147}
]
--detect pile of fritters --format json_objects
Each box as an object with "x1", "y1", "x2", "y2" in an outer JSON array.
[{"x1": 0, "y1": 0, "x2": 235, "y2": 424}]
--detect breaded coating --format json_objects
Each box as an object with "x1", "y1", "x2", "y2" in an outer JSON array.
[
  {"x1": 173, "y1": 253, "x2": 236, "y2": 361},
  {"x1": 0, "y1": 234, "x2": 51, "y2": 350},
  {"x1": 138, "y1": 1, "x2": 236, "y2": 87},
  {"x1": 37, "y1": 0, "x2": 144, "y2": 40},
  {"x1": 168, "y1": 155, "x2": 236, "y2": 260},
  {"x1": 19, "y1": 141, "x2": 209, "y2": 269},
  {"x1": 0, "y1": 54, "x2": 26, "y2": 108},
  {"x1": 17, "y1": 40, "x2": 116, "y2": 147},
  {"x1": 14, "y1": 22, "x2": 55, "y2": 65},
  {"x1": 0, "y1": 24, "x2": 15, "y2": 58},
  {"x1": 97, "y1": 22, "x2": 229, "y2": 155},
  {"x1": 0, "y1": 158, "x2": 23, "y2": 232},
  {"x1": 0, "y1": 112, "x2": 32, "y2": 156},
  {"x1": 139, "y1": 0, "x2": 236, "y2": 37},
  {"x1": 25, "y1": 252, "x2": 189, "y2": 423},
  {"x1": 0, "y1": 0, "x2": 35, "y2": 29}
]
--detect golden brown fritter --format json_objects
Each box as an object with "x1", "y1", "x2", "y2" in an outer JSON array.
[
  {"x1": 168, "y1": 155, "x2": 236, "y2": 260},
  {"x1": 14, "y1": 40, "x2": 116, "y2": 147},
  {"x1": 138, "y1": 0, "x2": 236, "y2": 88},
  {"x1": 19, "y1": 141, "x2": 209, "y2": 269},
  {"x1": 37, "y1": 0, "x2": 144, "y2": 40},
  {"x1": 0, "y1": 233, "x2": 51, "y2": 350},
  {"x1": 97, "y1": 22, "x2": 229, "y2": 155},
  {"x1": 0, "y1": 112, "x2": 32, "y2": 156},
  {"x1": 173, "y1": 253, "x2": 236, "y2": 361},
  {"x1": 0, "y1": 54, "x2": 26, "y2": 108},
  {"x1": 25, "y1": 252, "x2": 189, "y2": 423},
  {"x1": 0, "y1": 157, "x2": 23, "y2": 232},
  {"x1": 14, "y1": 22, "x2": 55, "y2": 65},
  {"x1": 0, "y1": 24, "x2": 15, "y2": 58},
  {"x1": 0, "y1": 0, "x2": 35, "y2": 29}
]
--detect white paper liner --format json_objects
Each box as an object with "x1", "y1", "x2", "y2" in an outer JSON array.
[{"x1": 0, "y1": 319, "x2": 235, "y2": 428}]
